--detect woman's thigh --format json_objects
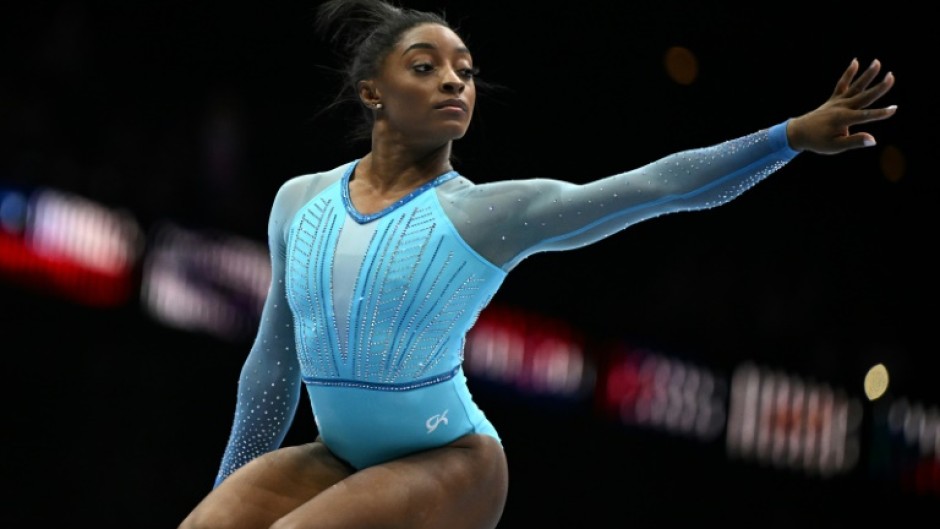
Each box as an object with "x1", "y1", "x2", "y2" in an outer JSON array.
[
  {"x1": 179, "y1": 441, "x2": 355, "y2": 529},
  {"x1": 274, "y1": 433, "x2": 508, "y2": 529}
]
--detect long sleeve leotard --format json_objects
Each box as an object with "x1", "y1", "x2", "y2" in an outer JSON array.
[{"x1": 213, "y1": 121, "x2": 799, "y2": 485}]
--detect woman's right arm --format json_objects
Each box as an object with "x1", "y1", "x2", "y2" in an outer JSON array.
[{"x1": 212, "y1": 178, "x2": 308, "y2": 487}]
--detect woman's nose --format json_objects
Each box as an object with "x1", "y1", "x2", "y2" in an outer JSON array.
[
  {"x1": 442, "y1": 70, "x2": 465, "y2": 94},
  {"x1": 443, "y1": 80, "x2": 465, "y2": 94}
]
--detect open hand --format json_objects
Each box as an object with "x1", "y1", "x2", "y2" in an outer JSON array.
[{"x1": 787, "y1": 58, "x2": 896, "y2": 154}]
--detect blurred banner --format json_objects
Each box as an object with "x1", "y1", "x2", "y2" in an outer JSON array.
[
  {"x1": 598, "y1": 345, "x2": 727, "y2": 442},
  {"x1": 726, "y1": 362, "x2": 862, "y2": 477},
  {"x1": 0, "y1": 185, "x2": 143, "y2": 307},
  {"x1": 139, "y1": 221, "x2": 270, "y2": 342},
  {"x1": 869, "y1": 397, "x2": 940, "y2": 497},
  {"x1": 465, "y1": 304, "x2": 595, "y2": 405},
  {"x1": 2, "y1": 182, "x2": 936, "y2": 500}
]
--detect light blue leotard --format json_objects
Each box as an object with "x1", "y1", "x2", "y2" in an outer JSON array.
[{"x1": 213, "y1": 121, "x2": 799, "y2": 484}]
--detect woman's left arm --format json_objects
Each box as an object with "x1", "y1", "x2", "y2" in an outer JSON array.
[{"x1": 455, "y1": 58, "x2": 895, "y2": 271}]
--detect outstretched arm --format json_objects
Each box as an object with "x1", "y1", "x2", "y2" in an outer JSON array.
[
  {"x1": 787, "y1": 58, "x2": 896, "y2": 154},
  {"x1": 445, "y1": 58, "x2": 896, "y2": 271}
]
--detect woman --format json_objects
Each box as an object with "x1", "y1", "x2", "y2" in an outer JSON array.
[{"x1": 179, "y1": 0, "x2": 896, "y2": 527}]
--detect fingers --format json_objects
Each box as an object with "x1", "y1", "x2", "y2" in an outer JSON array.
[
  {"x1": 832, "y1": 58, "x2": 860, "y2": 97},
  {"x1": 853, "y1": 71, "x2": 895, "y2": 109},
  {"x1": 858, "y1": 104, "x2": 899, "y2": 125},
  {"x1": 832, "y1": 104, "x2": 896, "y2": 153},
  {"x1": 829, "y1": 58, "x2": 896, "y2": 117},
  {"x1": 846, "y1": 131, "x2": 878, "y2": 150},
  {"x1": 845, "y1": 58, "x2": 883, "y2": 96},
  {"x1": 820, "y1": 131, "x2": 879, "y2": 154},
  {"x1": 810, "y1": 58, "x2": 897, "y2": 155}
]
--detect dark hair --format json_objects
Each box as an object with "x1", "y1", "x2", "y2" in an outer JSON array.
[{"x1": 314, "y1": 0, "x2": 454, "y2": 143}]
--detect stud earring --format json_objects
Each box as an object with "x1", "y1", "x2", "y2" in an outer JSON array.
[{"x1": 375, "y1": 103, "x2": 383, "y2": 110}]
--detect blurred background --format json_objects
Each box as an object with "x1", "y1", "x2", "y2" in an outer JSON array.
[{"x1": 3, "y1": 1, "x2": 936, "y2": 527}]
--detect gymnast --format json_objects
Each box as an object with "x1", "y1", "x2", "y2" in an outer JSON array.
[{"x1": 178, "y1": 1, "x2": 897, "y2": 527}]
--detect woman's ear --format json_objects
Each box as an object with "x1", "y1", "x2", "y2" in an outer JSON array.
[{"x1": 358, "y1": 80, "x2": 381, "y2": 108}]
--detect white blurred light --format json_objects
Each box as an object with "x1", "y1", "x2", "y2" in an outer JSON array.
[
  {"x1": 28, "y1": 189, "x2": 143, "y2": 273},
  {"x1": 605, "y1": 348, "x2": 725, "y2": 442},
  {"x1": 140, "y1": 222, "x2": 270, "y2": 342},
  {"x1": 727, "y1": 362, "x2": 861, "y2": 477}
]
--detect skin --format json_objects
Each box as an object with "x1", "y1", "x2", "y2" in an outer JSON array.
[
  {"x1": 179, "y1": 21, "x2": 896, "y2": 529},
  {"x1": 787, "y1": 57, "x2": 895, "y2": 153}
]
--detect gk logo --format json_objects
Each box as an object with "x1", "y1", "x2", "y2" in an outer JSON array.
[{"x1": 426, "y1": 410, "x2": 449, "y2": 433}]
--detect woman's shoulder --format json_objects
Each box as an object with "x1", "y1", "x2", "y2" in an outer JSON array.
[
  {"x1": 437, "y1": 173, "x2": 554, "y2": 201},
  {"x1": 279, "y1": 161, "x2": 354, "y2": 196},
  {"x1": 270, "y1": 160, "x2": 356, "y2": 220}
]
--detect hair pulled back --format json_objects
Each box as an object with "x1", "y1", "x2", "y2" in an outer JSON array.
[{"x1": 315, "y1": 0, "x2": 452, "y2": 141}]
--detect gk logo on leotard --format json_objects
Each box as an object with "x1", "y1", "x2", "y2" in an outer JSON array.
[{"x1": 426, "y1": 410, "x2": 449, "y2": 433}]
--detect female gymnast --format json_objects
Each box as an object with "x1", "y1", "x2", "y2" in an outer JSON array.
[{"x1": 178, "y1": 0, "x2": 897, "y2": 527}]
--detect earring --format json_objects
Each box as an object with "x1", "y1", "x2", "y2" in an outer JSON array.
[{"x1": 375, "y1": 103, "x2": 383, "y2": 110}]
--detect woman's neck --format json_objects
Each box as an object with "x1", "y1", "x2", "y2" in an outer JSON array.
[{"x1": 357, "y1": 137, "x2": 453, "y2": 193}]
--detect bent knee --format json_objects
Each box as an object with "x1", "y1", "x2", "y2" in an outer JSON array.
[
  {"x1": 451, "y1": 433, "x2": 507, "y2": 470},
  {"x1": 442, "y1": 434, "x2": 509, "y2": 495},
  {"x1": 178, "y1": 505, "x2": 239, "y2": 529}
]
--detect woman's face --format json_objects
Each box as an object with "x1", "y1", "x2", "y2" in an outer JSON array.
[{"x1": 367, "y1": 23, "x2": 476, "y2": 144}]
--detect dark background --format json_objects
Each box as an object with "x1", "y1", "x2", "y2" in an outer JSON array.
[{"x1": 3, "y1": 1, "x2": 936, "y2": 527}]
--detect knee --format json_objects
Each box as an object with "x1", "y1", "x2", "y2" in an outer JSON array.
[
  {"x1": 269, "y1": 516, "x2": 304, "y2": 529},
  {"x1": 178, "y1": 506, "x2": 239, "y2": 529},
  {"x1": 177, "y1": 512, "x2": 203, "y2": 529}
]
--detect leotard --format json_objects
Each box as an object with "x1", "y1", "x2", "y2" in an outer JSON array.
[{"x1": 214, "y1": 121, "x2": 798, "y2": 484}]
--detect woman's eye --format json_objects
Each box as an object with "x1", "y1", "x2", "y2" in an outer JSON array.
[
  {"x1": 460, "y1": 67, "x2": 479, "y2": 79},
  {"x1": 413, "y1": 63, "x2": 433, "y2": 73}
]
